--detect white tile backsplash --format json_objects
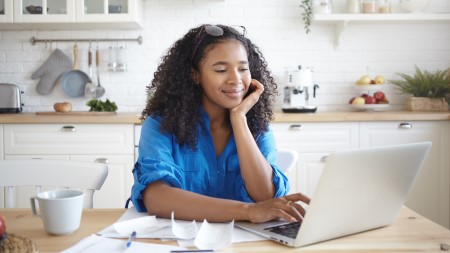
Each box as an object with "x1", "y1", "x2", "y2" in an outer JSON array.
[{"x1": 0, "y1": 0, "x2": 449, "y2": 113}]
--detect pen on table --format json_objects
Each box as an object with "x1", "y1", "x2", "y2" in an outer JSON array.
[
  {"x1": 126, "y1": 231, "x2": 137, "y2": 248},
  {"x1": 170, "y1": 250, "x2": 214, "y2": 253}
]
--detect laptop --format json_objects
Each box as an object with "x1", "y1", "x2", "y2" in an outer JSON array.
[{"x1": 235, "y1": 142, "x2": 432, "y2": 247}]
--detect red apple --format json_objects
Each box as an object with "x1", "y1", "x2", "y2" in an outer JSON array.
[
  {"x1": 348, "y1": 97, "x2": 356, "y2": 104},
  {"x1": 377, "y1": 98, "x2": 389, "y2": 104},
  {"x1": 373, "y1": 91, "x2": 385, "y2": 101},
  {"x1": 365, "y1": 95, "x2": 377, "y2": 104},
  {"x1": 360, "y1": 93, "x2": 369, "y2": 98},
  {"x1": 0, "y1": 215, "x2": 6, "y2": 240}
]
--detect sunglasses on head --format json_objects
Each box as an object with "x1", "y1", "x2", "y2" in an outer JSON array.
[{"x1": 191, "y1": 25, "x2": 247, "y2": 62}]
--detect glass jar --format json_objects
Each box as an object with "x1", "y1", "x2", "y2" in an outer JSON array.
[
  {"x1": 346, "y1": 0, "x2": 361, "y2": 13},
  {"x1": 314, "y1": 0, "x2": 333, "y2": 14},
  {"x1": 378, "y1": 0, "x2": 391, "y2": 13},
  {"x1": 362, "y1": 0, "x2": 376, "y2": 13}
]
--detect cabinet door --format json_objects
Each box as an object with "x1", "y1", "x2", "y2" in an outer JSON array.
[
  {"x1": 0, "y1": 124, "x2": 3, "y2": 160},
  {"x1": 75, "y1": 0, "x2": 143, "y2": 25},
  {"x1": 0, "y1": 0, "x2": 13, "y2": 23},
  {"x1": 0, "y1": 124, "x2": 3, "y2": 207},
  {"x1": 271, "y1": 122, "x2": 359, "y2": 194},
  {"x1": 13, "y1": 0, "x2": 76, "y2": 22},
  {"x1": 296, "y1": 153, "x2": 328, "y2": 198},
  {"x1": 271, "y1": 122, "x2": 359, "y2": 152},
  {"x1": 4, "y1": 124, "x2": 134, "y2": 155},
  {"x1": 71, "y1": 154, "x2": 134, "y2": 208},
  {"x1": 360, "y1": 121, "x2": 450, "y2": 229}
]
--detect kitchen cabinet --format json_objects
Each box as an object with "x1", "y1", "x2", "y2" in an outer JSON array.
[
  {"x1": 75, "y1": 0, "x2": 143, "y2": 27},
  {"x1": 313, "y1": 13, "x2": 450, "y2": 48},
  {"x1": 13, "y1": 0, "x2": 76, "y2": 23},
  {"x1": 360, "y1": 121, "x2": 450, "y2": 229},
  {"x1": 2, "y1": 124, "x2": 134, "y2": 208},
  {"x1": 1, "y1": 0, "x2": 143, "y2": 29},
  {"x1": 270, "y1": 122, "x2": 359, "y2": 195},
  {"x1": 271, "y1": 120, "x2": 450, "y2": 229},
  {"x1": 0, "y1": 0, "x2": 13, "y2": 23}
]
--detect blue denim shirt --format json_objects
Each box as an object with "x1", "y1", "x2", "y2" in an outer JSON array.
[{"x1": 131, "y1": 111, "x2": 290, "y2": 212}]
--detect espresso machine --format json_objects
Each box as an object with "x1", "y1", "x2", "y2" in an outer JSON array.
[{"x1": 282, "y1": 65, "x2": 319, "y2": 113}]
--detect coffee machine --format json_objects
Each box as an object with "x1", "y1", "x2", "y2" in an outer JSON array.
[{"x1": 282, "y1": 65, "x2": 319, "y2": 113}]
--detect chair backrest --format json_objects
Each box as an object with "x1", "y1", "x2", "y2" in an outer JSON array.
[
  {"x1": 276, "y1": 149, "x2": 299, "y2": 173},
  {"x1": 0, "y1": 159, "x2": 108, "y2": 209}
]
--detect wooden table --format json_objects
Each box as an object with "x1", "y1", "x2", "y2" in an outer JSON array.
[{"x1": 1, "y1": 207, "x2": 450, "y2": 253}]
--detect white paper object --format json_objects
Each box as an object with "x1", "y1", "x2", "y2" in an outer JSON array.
[
  {"x1": 61, "y1": 234, "x2": 185, "y2": 253},
  {"x1": 113, "y1": 216, "x2": 169, "y2": 235},
  {"x1": 194, "y1": 220, "x2": 234, "y2": 250},
  {"x1": 171, "y1": 211, "x2": 198, "y2": 239},
  {"x1": 98, "y1": 206, "x2": 266, "y2": 243}
]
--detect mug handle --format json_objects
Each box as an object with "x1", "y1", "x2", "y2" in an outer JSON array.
[{"x1": 30, "y1": 197, "x2": 40, "y2": 217}]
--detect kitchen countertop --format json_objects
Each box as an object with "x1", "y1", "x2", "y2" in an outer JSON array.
[{"x1": 0, "y1": 111, "x2": 449, "y2": 124}]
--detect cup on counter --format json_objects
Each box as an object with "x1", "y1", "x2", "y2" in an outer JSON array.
[{"x1": 30, "y1": 189, "x2": 85, "y2": 235}]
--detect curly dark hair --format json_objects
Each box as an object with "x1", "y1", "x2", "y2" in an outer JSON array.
[{"x1": 141, "y1": 24, "x2": 278, "y2": 150}]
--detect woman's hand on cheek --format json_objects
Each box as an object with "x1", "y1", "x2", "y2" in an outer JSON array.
[{"x1": 230, "y1": 79, "x2": 264, "y2": 116}]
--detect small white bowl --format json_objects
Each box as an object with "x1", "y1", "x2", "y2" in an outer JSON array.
[{"x1": 399, "y1": 0, "x2": 431, "y2": 13}]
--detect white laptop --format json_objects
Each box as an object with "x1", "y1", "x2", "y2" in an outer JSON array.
[{"x1": 235, "y1": 142, "x2": 432, "y2": 248}]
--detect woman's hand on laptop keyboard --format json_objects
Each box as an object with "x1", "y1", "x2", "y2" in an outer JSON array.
[{"x1": 246, "y1": 193, "x2": 310, "y2": 223}]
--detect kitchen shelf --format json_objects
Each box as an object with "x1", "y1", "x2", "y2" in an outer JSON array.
[{"x1": 313, "y1": 13, "x2": 450, "y2": 48}]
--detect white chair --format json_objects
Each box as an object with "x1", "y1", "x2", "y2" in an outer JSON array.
[
  {"x1": 0, "y1": 159, "x2": 108, "y2": 209},
  {"x1": 276, "y1": 149, "x2": 299, "y2": 173}
]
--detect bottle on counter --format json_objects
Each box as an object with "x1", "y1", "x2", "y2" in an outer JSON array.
[
  {"x1": 362, "y1": 0, "x2": 376, "y2": 13},
  {"x1": 346, "y1": 0, "x2": 361, "y2": 13},
  {"x1": 377, "y1": 0, "x2": 391, "y2": 13}
]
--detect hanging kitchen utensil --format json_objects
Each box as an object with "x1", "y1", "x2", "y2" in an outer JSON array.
[
  {"x1": 94, "y1": 48, "x2": 105, "y2": 98},
  {"x1": 84, "y1": 43, "x2": 97, "y2": 98},
  {"x1": 58, "y1": 43, "x2": 89, "y2": 98}
]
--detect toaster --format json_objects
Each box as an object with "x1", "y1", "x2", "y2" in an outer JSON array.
[{"x1": 0, "y1": 83, "x2": 23, "y2": 113}]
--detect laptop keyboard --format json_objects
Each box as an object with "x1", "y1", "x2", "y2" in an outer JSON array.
[{"x1": 263, "y1": 222, "x2": 301, "y2": 239}]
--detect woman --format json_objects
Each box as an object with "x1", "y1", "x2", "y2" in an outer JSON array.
[{"x1": 131, "y1": 24, "x2": 310, "y2": 223}]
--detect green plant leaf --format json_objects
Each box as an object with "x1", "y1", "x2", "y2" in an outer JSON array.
[{"x1": 390, "y1": 65, "x2": 450, "y2": 104}]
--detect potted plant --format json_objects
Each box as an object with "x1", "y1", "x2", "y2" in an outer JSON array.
[
  {"x1": 300, "y1": 0, "x2": 313, "y2": 34},
  {"x1": 390, "y1": 66, "x2": 450, "y2": 111}
]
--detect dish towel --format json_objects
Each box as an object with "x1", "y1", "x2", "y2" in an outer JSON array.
[{"x1": 32, "y1": 49, "x2": 72, "y2": 95}]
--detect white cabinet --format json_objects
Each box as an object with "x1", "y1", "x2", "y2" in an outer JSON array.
[
  {"x1": 0, "y1": 0, "x2": 13, "y2": 23},
  {"x1": 0, "y1": 124, "x2": 3, "y2": 160},
  {"x1": 360, "y1": 121, "x2": 450, "y2": 229},
  {"x1": 75, "y1": 0, "x2": 143, "y2": 27},
  {"x1": 271, "y1": 122, "x2": 359, "y2": 195},
  {"x1": 0, "y1": 124, "x2": 3, "y2": 208},
  {"x1": 2, "y1": 124, "x2": 135, "y2": 208},
  {"x1": 272, "y1": 120, "x2": 450, "y2": 229},
  {"x1": 1, "y1": 0, "x2": 143, "y2": 29},
  {"x1": 13, "y1": 0, "x2": 76, "y2": 23}
]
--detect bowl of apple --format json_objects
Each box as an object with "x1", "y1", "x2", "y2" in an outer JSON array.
[{"x1": 349, "y1": 91, "x2": 389, "y2": 111}]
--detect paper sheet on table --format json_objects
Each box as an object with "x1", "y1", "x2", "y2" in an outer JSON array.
[
  {"x1": 194, "y1": 220, "x2": 234, "y2": 249},
  {"x1": 61, "y1": 234, "x2": 185, "y2": 253},
  {"x1": 171, "y1": 211, "x2": 198, "y2": 239},
  {"x1": 98, "y1": 206, "x2": 266, "y2": 243}
]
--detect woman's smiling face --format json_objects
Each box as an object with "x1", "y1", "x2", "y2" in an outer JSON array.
[{"x1": 194, "y1": 39, "x2": 252, "y2": 111}]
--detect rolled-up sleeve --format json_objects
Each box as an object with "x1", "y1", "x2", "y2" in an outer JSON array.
[{"x1": 131, "y1": 117, "x2": 183, "y2": 212}]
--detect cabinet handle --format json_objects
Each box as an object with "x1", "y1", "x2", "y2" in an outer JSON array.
[
  {"x1": 289, "y1": 124, "x2": 302, "y2": 131},
  {"x1": 398, "y1": 123, "x2": 412, "y2": 129},
  {"x1": 61, "y1": 126, "x2": 76, "y2": 132},
  {"x1": 95, "y1": 158, "x2": 109, "y2": 164}
]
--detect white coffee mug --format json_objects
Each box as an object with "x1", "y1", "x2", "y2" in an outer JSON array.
[{"x1": 30, "y1": 189, "x2": 85, "y2": 235}]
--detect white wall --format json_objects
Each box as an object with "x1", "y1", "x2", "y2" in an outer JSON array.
[{"x1": 0, "y1": 0, "x2": 449, "y2": 113}]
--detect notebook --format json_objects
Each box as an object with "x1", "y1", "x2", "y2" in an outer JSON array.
[{"x1": 235, "y1": 142, "x2": 432, "y2": 247}]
